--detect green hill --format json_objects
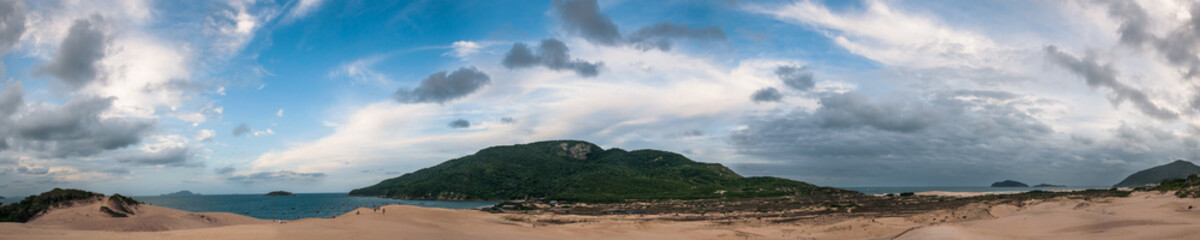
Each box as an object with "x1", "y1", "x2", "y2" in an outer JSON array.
[
  {"x1": 1114, "y1": 160, "x2": 1200, "y2": 187},
  {"x1": 349, "y1": 140, "x2": 847, "y2": 202}
]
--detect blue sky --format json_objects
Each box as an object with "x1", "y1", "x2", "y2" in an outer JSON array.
[{"x1": 2, "y1": 0, "x2": 1200, "y2": 196}]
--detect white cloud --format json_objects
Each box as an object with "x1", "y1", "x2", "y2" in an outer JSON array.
[
  {"x1": 253, "y1": 128, "x2": 274, "y2": 137},
  {"x1": 446, "y1": 41, "x2": 482, "y2": 58},
  {"x1": 746, "y1": 0, "x2": 1008, "y2": 69},
  {"x1": 89, "y1": 34, "x2": 194, "y2": 118},
  {"x1": 277, "y1": 108, "x2": 284, "y2": 117},
  {"x1": 329, "y1": 54, "x2": 392, "y2": 85},
  {"x1": 284, "y1": 0, "x2": 327, "y2": 22},
  {"x1": 195, "y1": 129, "x2": 216, "y2": 142},
  {"x1": 205, "y1": 0, "x2": 273, "y2": 58}
]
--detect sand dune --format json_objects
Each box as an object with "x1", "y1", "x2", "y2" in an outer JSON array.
[
  {"x1": 3, "y1": 191, "x2": 1200, "y2": 239},
  {"x1": 24, "y1": 196, "x2": 266, "y2": 232}
]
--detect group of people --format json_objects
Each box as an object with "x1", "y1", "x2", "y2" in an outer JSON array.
[{"x1": 355, "y1": 204, "x2": 386, "y2": 215}]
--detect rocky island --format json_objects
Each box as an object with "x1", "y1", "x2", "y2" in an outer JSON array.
[
  {"x1": 264, "y1": 191, "x2": 295, "y2": 196},
  {"x1": 160, "y1": 190, "x2": 200, "y2": 196},
  {"x1": 991, "y1": 180, "x2": 1029, "y2": 187}
]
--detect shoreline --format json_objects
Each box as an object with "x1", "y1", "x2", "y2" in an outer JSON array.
[{"x1": 3, "y1": 190, "x2": 1200, "y2": 239}]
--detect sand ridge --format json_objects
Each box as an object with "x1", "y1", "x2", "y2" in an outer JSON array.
[{"x1": 24, "y1": 196, "x2": 267, "y2": 232}]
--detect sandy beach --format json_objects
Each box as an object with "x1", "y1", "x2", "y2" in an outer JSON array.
[{"x1": 1, "y1": 191, "x2": 1198, "y2": 240}]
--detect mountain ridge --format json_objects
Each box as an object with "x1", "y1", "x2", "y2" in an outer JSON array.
[
  {"x1": 1114, "y1": 160, "x2": 1200, "y2": 187},
  {"x1": 350, "y1": 140, "x2": 848, "y2": 202}
]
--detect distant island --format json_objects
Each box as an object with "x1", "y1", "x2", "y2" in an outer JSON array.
[
  {"x1": 1114, "y1": 160, "x2": 1200, "y2": 187},
  {"x1": 160, "y1": 190, "x2": 200, "y2": 196},
  {"x1": 350, "y1": 140, "x2": 849, "y2": 202},
  {"x1": 1033, "y1": 183, "x2": 1065, "y2": 187},
  {"x1": 991, "y1": 180, "x2": 1029, "y2": 187},
  {"x1": 264, "y1": 191, "x2": 295, "y2": 196}
]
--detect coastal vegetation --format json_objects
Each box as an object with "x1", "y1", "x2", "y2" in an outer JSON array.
[
  {"x1": 351, "y1": 140, "x2": 848, "y2": 202},
  {"x1": 1149, "y1": 174, "x2": 1200, "y2": 198},
  {"x1": 0, "y1": 188, "x2": 104, "y2": 222},
  {"x1": 1115, "y1": 160, "x2": 1200, "y2": 187},
  {"x1": 488, "y1": 188, "x2": 1132, "y2": 223}
]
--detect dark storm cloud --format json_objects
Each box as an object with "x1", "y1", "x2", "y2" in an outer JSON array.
[
  {"x1": 225, "y1": 170, "x2": 325, "y2": 184},
  {"x1": 0, "y1": 0, "x2": 26, "y2": 76},
  {"x1": 1104, "y1": 0, "x2": 1152, "y2": 47},
  {"x1": 37, "y1": 16, "x2": 107, "y2": 89},
  {"x1": 0, "y1": 81, "x2": 23, "y2": 118},
  {"x1": 392, "y1": 67, "x2": 491, "y2": 103},
  {"x1": 502, "y1": 39, "x2": 601, "y2": 77},
  {"x1": 1044, "y1": 45, "x2": 1179, "y2": 120},
  {"x1": 750, "y1": 87, "x2": 782, "y2": 102},
  {"x1": 1104, "y1": 1, "x2": 1200, "y2": 78},
  {"x1": 232, "y1": 123, "x2": 251, "y2": 137},
  {"x1": 8, "y1": 96, "x2": 154, "y2": 158},
  {"x1": 16, "y1": 166, "x2": 48, "y2": 175},
  {"x1": 215, "y1": 166, "x2": 235, "y2": 175},
  {"x1": 813, "y1": 92, "x2": 940, "y2": 133},
  {"x1": 116, "y1": 146, "x2": 197, "y2": 167},
  {"x1": 951, "y1": 89, "x2": 1018, "y2": 100},
  {"x1": 553, "y1": 0, "x2": 621, "y2": 46},
  {"x1": 551, "y1": 0, "x2": 726, "y2": 52},
  {"x1": 727, "y1": 90, "x2": 1121, "y2": 186},
  {"x1": 775, "y1": 65, "x2": 815, "y2": 91},
  {"x1": 448, "y1": 119, "x2": 470, "y2": 128},
  {"x1": 0, "y1": 82, "x2": 186, "y2": 169},
  {"x1": 101, "y1": 168, "x2": 129, "y2": 175},
  {"x1": 627, "y1": 23, "x2": 726, "y2": 51}
]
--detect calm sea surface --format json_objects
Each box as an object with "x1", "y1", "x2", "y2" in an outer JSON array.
[
  {"x1": 131, "y1": 193, "x2": 498, "y2": 220},
  {"x1": 842, "y1": 186, "x2": 1112, "y2": 195}
]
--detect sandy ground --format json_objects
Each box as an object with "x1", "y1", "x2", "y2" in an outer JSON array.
[{"x1": 2, "y1": 191, "x2": 1200, "y2": 240}]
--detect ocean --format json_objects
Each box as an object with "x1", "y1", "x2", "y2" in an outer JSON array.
[
  {"x1": 132, "y1": 193, "x2": 498, "y2": 220},
  {"x1": 842, "y1": 186, "x2": 1113, "y2": 195}
]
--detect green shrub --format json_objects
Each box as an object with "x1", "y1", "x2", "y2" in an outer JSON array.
[{"x1": 0, "y1": 188, "x2": 103, "y2": 222}]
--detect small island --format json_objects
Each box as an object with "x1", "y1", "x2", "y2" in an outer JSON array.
[
  {"x1": 1033, "y1": 183, "x2": 1065, "y2": 187},
  {"x1": 991, "y1": 180, "x2": 1029, "y2": 187},
  {"x1": 264, "y1": 191, "x2": 295, "y2": 196},
  {"x1": 160, "y1": 190, "x2": 200, "y2": 196}
]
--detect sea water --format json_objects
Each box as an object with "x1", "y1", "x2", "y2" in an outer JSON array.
[
  {"x1": 133, "y1": 193, "x2": 498, "y2": 220},
  {"x1": 842, "y1": 186, "x2": 1113, "y2": 195}
]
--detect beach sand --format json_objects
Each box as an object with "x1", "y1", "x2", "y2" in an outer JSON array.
[{"x1": 2, "y1": 191, "x2": 1199, "y2": 239}]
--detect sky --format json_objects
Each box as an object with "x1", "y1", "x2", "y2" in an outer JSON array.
[{"x1": 2, "y1": 0, "x2": 1200, "y2": 196}]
